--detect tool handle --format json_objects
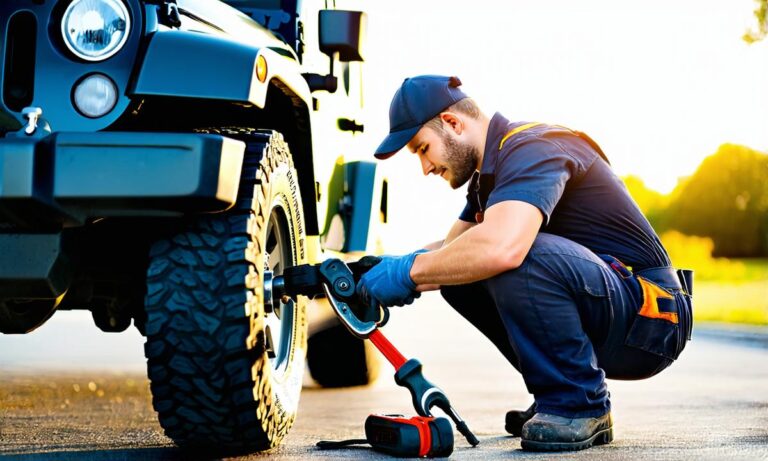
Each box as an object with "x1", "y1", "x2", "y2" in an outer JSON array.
[
  {"x1": 368, "y1": 330, "x2": 407, "y2": 369},
  {"x1": 394, "y1": 359, "x2": 449, "y2": 417},
  {"x1": 394, "y1": 359, "x2": 480, "y2": 447}
]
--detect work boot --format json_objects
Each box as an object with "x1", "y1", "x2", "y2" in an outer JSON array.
[
  {"x1": 520, "y1": 411, "x2": 613, "y2": 451},
  {"x1": 505, "y1": 403, "x2": 536, "y2": 436}
]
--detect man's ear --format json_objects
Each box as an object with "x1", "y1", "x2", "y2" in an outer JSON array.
[{"x1": 439, "y1": 112, "x2": 463, "y2": 135}]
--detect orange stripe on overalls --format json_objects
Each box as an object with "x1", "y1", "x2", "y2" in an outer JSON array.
[{"x1": 637, "y1": 276, "x2": 678, "y2": 324}]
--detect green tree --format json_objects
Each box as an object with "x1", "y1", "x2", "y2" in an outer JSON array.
[
  {"x1": 745, "y1": 0, "x2": 768, "y2": 43},
  {"x1": 622, "y1": 175, "x2": 669, "y2": 228},
  {"x1": 665, "y1": 144, "x2": 768, "y2": 257}
]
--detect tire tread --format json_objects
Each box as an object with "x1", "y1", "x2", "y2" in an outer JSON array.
[{"x1": 144, "y1": 129, "x2": 303, "y2": 453}]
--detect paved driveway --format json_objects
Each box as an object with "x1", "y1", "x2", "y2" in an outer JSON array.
[{"x1": 0, "y1": 293, "x2": 766, "y2": 460}]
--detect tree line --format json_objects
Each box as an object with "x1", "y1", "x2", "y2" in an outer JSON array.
[{"x1": 625, "y1": 144, "x2": 768, "y2": 258}]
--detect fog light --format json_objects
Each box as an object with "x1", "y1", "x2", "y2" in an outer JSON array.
[{"x1": 73, "y1": 73, "x2": 117, "y2": 118}]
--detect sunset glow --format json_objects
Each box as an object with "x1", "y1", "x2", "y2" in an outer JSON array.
[{"x1": 361, "y1": 0, "x2": 768, "y2": 249}]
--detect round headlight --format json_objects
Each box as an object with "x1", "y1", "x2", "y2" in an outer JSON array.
[
  {"x1": 73, "y1": 73, "x2": 118, "y2": 117},
  {"x1": 61, "y1": 0, "x2": 130, "y2": 61}
]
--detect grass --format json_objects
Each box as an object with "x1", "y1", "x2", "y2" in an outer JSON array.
[
  {"x1": 659, "y1": 231, "x2": 767, "y2": 326},
  {"x1": 690, "y1": 257, "x2": 767, "y2": 325},
  {"x1": 736, "y1": 258, "x2": 768, "y2": 281},
  {"x1": 690, "y1": 258, "x2": 767, "y2": 326},
  {"x1": 693, "y1": 280, "x2": 768, "y2": 325}
]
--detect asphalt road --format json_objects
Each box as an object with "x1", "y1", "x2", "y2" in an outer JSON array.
[{"x1": 1, "y1": 293, "x2": 767, "y2": 460}]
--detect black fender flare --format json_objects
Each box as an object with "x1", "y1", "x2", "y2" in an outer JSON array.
[
  {"x1": 132, "y1": 30, "x2": 309, "y2": 109},
  {"x1": 131, "y1": 30, "x2": 319, "y2": 234}
]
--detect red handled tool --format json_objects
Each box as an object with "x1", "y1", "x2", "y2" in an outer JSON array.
[
  {"x1": 368, "y1": 329, "x2": 479, "y2": 447},
  {"x1": 271, "y1": 258, "x2": 480, "y2": 456}
]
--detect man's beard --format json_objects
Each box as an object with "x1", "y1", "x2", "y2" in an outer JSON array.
[{"x1": 441, "y1": 133, "x2": 478, "y2": 189}]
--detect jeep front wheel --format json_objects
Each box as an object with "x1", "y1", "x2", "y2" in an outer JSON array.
[{"x1": 143, "y1": 130, "x2": 307, "y2": 453}]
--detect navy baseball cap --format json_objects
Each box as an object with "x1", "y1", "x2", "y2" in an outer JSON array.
[{"x1": 375, "y1": 75, "x2": 469, "y2": 159}]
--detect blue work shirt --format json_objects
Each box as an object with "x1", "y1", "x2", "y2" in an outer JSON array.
[{"x1": 459, "y1": 113, "x2": 670, "y2": 271}]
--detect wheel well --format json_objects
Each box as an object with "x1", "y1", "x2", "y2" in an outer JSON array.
[
  {"x1": 109, "y1": 81, "x2": 319, "y2": 235},
  {"x1": 261, "y1": 79, "x2": 318, "y2": 236}
]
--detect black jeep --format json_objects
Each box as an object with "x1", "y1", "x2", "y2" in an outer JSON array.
[{"x1": 0, "y1": 0, "x2": 386, "y2": 453}]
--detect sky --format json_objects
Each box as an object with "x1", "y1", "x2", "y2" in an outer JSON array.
[{"x1": 355, "y1": 0, "x2": 768, "y2": 250}]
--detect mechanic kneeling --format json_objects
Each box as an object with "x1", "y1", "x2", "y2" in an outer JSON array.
[{"x1": 357, "y1": 75, "x2": 693, "y2": 452}]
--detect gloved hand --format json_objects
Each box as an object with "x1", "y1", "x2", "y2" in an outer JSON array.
[{"x1": 357, "y1": 250, "x2": 427, "y2": 308}]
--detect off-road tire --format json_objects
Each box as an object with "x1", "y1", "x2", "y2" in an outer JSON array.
[{"x1": 143, "y1": 129, "x2": 307, "y2": 454}]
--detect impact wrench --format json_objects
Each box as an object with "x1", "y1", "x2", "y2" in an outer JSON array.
[{"x1": 269, "y1": 258, "x2": 480, "y2": 450}]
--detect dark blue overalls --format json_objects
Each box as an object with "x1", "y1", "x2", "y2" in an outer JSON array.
[{"x1": 442, "y1": 114, "x2": 693, "y2": 418}]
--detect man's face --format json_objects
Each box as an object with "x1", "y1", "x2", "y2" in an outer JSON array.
[{"x1": 406, "y1": 124, "x2": 478, "y2": 189}]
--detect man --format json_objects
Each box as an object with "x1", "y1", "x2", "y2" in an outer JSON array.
[{"x1": 357, "y1": 75, "x2": 693, "y2": 452}]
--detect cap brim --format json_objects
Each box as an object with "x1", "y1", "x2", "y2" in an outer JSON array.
[{"x1": 374, "y1": 126, "x2": 421, "y2": 159}]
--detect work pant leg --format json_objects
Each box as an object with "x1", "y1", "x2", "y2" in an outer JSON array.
[
  {"x1": 440, "y1": 233, "x2": 680, "y2": 417},
  {"x1": 441, "y1": 282, "x2": 522, "y2": 371},
  {"x1": 482, "y1": 233, "x2": 619, "y2": 419}
]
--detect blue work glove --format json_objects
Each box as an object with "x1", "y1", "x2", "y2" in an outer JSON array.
[{"x1": 357, "y1": 250, "x2": 427, "y2": 308}]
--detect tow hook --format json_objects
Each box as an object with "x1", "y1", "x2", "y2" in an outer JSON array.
[{"x1": 22, "y1": 107, "x2": 42, "y2": 136}]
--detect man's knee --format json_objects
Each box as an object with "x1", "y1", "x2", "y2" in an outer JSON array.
[
  {"x1": 440, "y1": 284, "x2": 482, "y2": 312},
  {"x1": 439, "y1": 284, "x2": 463, "y2": 306},
  {"x1": 446, "y1": 234, "x2": 589, "y2": 303},
  {"x1": 440, "y1": 283, "x2": 522, "y2": 369},
  {"x1": 479, "y1": 233, "x2": 585, "y2": 296}
]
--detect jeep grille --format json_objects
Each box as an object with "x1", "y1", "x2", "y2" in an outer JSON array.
[{"x1": 3, "y1": 11, "x2": 36, "y2": 112}]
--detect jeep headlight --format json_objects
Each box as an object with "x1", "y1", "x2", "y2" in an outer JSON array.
[{"x1": 61, "y1": 0, "x2": 130, "y2": 61}]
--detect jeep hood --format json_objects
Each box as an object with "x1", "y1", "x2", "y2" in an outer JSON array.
[{"x1": 175, "y1": 0, "x2": 296, "y2": 59}]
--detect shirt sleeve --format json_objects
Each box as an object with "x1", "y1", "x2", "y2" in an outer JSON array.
[{"x1": 486, "y1": 139, "x2": 582, "y2": 224}]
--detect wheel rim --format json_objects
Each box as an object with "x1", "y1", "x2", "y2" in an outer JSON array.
[{"x1": 263, "y1": 201, "x2": 295, "y2": 376}]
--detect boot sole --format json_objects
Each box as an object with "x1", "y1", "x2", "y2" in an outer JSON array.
[{"x1": 521, "y1": 426, "x2": 613, "y2": 452}]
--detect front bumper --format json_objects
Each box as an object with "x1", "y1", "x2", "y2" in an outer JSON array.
[{"x1": 0, "y1": 131, "x2": 245, "y2": 228}]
